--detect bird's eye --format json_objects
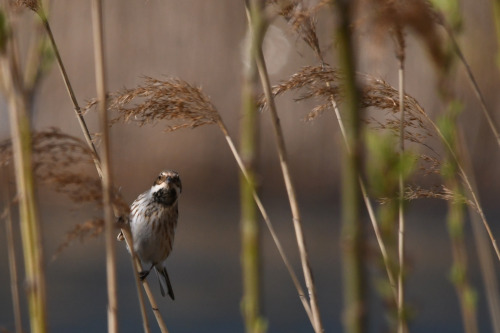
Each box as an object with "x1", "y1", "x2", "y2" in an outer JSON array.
[{"x1": 167, "y1": 176, "x2": 172, "y2": 182}]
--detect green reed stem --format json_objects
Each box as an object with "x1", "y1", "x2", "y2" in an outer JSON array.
[
  {"x1": 332, "y1": 1, "x2": 366, "y2": 332},
  {"x1": 2, "y1": 23, "x2": 47, "y2": 332},
  {"x1": 240, "y1": 2, "x2": 266, "y2": 331},
  {"x1": 2, "y1": 170, "x2": 23, "y2": 333}
]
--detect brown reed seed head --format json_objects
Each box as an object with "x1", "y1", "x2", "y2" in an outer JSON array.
[
  {"x1": 16, "y1": 0, "x2": 40, "y2": 12},
  {"x1": 358, "y1": 0, "x2": 446, "y2": 68},
  {"x1": 269, "y1": 0, "x2": 326, "y2": 60},
  {"x1": 261, "y1": 65, "x2": 439, "y2": 150},
  {"x1": 258, "y1": 65, "x2": 342, "y2": 117},
  {"x1": 0, "y1": 128, "x2": 130, "y2": 255},
  {"x1": 52, "y1": 219, "x2": 104, "y2": 259},
  {"x1": 403, "y1": 185, "x2": 476, "y2": 211},
  {"x1": 85, "y1": 77, "x2": 221, "y2": 132}
]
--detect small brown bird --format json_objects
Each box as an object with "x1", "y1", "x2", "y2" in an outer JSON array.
[{"x1": 126, "y1": 170, "x2": 182, "y2": 300}]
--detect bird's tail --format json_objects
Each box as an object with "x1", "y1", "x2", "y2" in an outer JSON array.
[{"x1": 155, "y1": 266, "x2": 175, "y2": 300}]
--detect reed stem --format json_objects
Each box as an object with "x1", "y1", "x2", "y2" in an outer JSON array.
[
  {"x1": 2, "y1": 31, "x2": 47, "y2": 333},
  {"x1": 397, "y1": 44, "x2": 406, "y2": 333},
  {"x1": 37, "y1": 8, "x2": 102, "y2": 177},
  {"x1": 332, "y1": 1, "x2": 366, "y2": 332},
  {"x1": 240, "y1": 3, "x2": 265, "y2": 330},
  {"x1": 90, "y1": 1, "x2": 118, "y2": 332},
  {"x1": 247, "y1": 6, "x2": 324, "y2": 331},
  {"x1": 2, "y1": 171, "x2": 23, "y2": 333}
]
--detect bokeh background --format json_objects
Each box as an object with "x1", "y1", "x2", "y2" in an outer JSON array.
[{"x1": 1, "y1": 1, "x2": 500, "y2": 332}]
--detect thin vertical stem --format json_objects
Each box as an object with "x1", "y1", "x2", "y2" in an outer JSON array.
[
  {"x1": 397, "y1": 50, "x2": 406, "y2": 333},
  {"x1": 38, "y1": 11, "x2": 102, "y2": 177},
  {"x1": 90, "y1": 1, "x2": 118, "y2": 332},
  {"x1": 441, "y1": 21, "x2": 500, "y2": 150}
]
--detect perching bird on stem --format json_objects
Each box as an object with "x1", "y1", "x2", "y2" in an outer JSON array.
[{"x1": 120, "y1": 170, "x2": 182, "y2": 300}]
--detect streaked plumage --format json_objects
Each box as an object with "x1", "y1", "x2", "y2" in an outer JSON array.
[{"x1": 128, "y1": 170, "x2": 182, "y2": 300}]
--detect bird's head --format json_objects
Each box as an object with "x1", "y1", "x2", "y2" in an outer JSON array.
[{"x1": 151, "y1": 170, "x2": 182, "y2": 205}]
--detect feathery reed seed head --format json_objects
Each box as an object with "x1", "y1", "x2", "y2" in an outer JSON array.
[
  {"x1": 261, "y1": 65, "x2": 434, "y2": 148},
  {"x1": 359, "y1": 0, "x2": 446, "y2": 68},
  {"x1": 16, "y1": 0, "x2": 40, "y2": 12},
  {"x1": 53, "y1": 219, "x2": 104, "y2": 259},
  {"x1": 269, "y1": 0, "x2": 326, "y2": 60},
  {"x1": 0, "y1": 128, "x2": 130, "y2": 256},
  {"x1": 85, "y1": 77, "x2": 221, "y2": 132}
]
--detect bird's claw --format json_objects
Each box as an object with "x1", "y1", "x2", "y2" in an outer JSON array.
[{"x1": 139, "y1": 270, "x2": 150, "y2": 281}]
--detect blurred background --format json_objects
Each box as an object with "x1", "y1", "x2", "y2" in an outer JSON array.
[{"x1": 1, "y1": 0, "x2": 500, "y2": 332}]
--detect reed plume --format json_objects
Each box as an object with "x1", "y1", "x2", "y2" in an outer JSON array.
[
  {"x1": 85, "y1": 77, "x2": 221, "y2": 131},
  {"x1": 0, "y1": 129, "x2": 129, "y2": 255}
]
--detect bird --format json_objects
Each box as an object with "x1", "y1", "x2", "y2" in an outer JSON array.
[{"x1": 120, "y1": 170, "x2": 182, "y2": 300}]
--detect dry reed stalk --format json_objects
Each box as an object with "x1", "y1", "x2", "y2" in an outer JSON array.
[
  {"x1": 434, "y1": 9, "x2": 500, "y2": 151},
  {"x1": 246, "y1": 2, "x2": 323, "y2": 331},
  {"x1": 21, "y1": 0, "x2": 103, "y2": 177},
  {"x1": 1, "y1": 172, "x2": 23, "y2": 333},
  {"x1": 90, "y1": 1, "x2": 119, "y2": 332},
  {"x1": 86, "y1": 76, "x2": 315, "y2": 325},
  {"x1": 259, "y1": 45, "x2": 324, "y2": 333},
  {"x1": 393, "y1": 22, "x2": 407, "y2": 333}
]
